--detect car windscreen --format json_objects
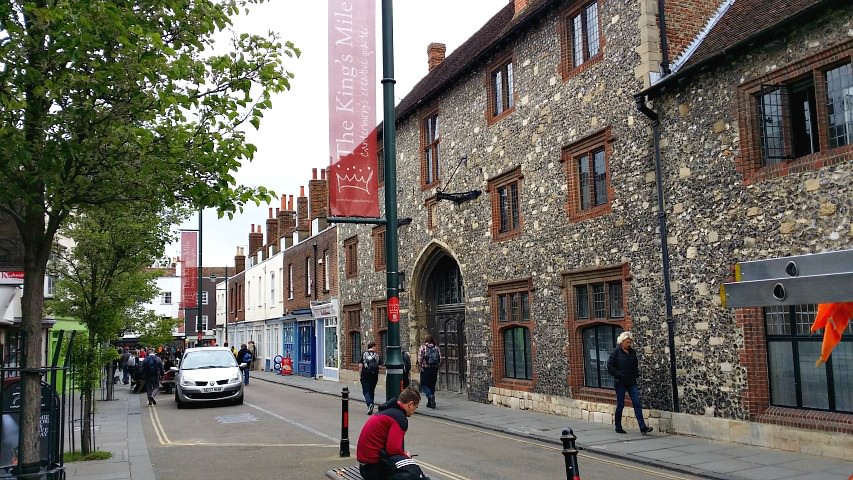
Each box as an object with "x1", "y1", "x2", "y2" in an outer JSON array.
[{"x1": 181, "y1": 351, "x2": 237, "y2": 370}]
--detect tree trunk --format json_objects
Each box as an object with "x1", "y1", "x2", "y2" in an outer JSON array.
[{"x1": 80, "y1": 387, "x2": 93, "y2": 455}]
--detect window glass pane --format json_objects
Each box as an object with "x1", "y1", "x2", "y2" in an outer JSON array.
[
  {"x1": 608, "y1": 282, "x2": 623, "y2": 318},
  {"x1": 764, "y1": 306, "x2": 790, "y2": 335},
  {"x1": 583, "y1": 328, "x2": 598, "y2": 386},
  {"x1": 325, "y1": 322, "x2": 338, "y2": 368},
  {"x1": 759, "y1": 87, "x2": 786, "y2": 164},
  {"x1": 511, "y1": 293, "x2": 521, "y2": 323},
  {"x1": 506, "y1": 62, "x2": 514, "y2": 109},
  {"x1": 572, "y1": 14, "x2": 583, "y2": 67},
  {"x1": 825, "y1": 63, "x2": 852, "y2": 148},
  {"x1": 794, "y1": 304, "x2": 817, "y2": 335},
  {"x1": 833, "y1": 342, "x2": 853, "y2": 412},
  {"x1": 593, "y1": 148, "x2": 607, "y2": 206},
  {"x1": 596, "y1": 327, "x2": 617, "y2": 388},
  {"x1": 493, "y1": 69, "x2": 503, "y2": 115},
  {"x1": 575, "y1": 285, "x2": 589, "y2": 319},
  {"x1": 521, "y1": 292, "x2": 530, "y2": 321},
  {"x1": 768, "y1": 341, "x2": 797, "y2": 407},
  {"x1": 499, "y1": 186, "x2": 509, "y2": 232},
  {"x1": 577, "y1": 155, "x2": 590, "y2": 210},
  {"x1": 585, "y1": 3, "x2": 599, "y2": 58},
  {"x1": 592, "y1": 283, "x2": 605, "y2": 318},
  {"x1": 798, "y1": 342, "x2": 829, "y2": 410},
  {"x1": 498, "y1": 294, "x2": 507, "y2": 322},
  {"x1": 510, "y1": 183, "x2": 519, "y2": 229}
]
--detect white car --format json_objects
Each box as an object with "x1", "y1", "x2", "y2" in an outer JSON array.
[{"x1": 173, "y1": 347, "x2": 244, "y2": 408}]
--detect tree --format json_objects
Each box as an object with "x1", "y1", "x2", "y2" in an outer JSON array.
[
  {"x1": 133, "y1": 310, "x2": 180, "y2": 353},
  {"x1": 0, "y1": 1, "x2": 299, "y2": 470},
  {"x1": 48, "y1": 203, "x2": 179, "y2": 454}
]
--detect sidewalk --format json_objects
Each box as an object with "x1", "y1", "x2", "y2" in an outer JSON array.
[{"x1": 72, "y1": 371, "x2": 853, "y2": 480}]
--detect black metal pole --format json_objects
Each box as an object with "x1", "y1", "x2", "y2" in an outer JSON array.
[
  {"x1": 340, "y1": 387, "x2": 350, "y2": 457},
  {"x1": 561, "y1": 428, "x2": 580, "y2": 480},
  {"x1": 380, "y1": 0, "x2": 402, "y2": 401}
]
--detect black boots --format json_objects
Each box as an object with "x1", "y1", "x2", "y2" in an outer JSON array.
[{"x1": 426, "y1": 395, "x2": 436, "y2": 409}]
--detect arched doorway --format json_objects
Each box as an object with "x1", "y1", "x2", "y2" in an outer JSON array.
[{"x1": 411, "y1": 246, "x2": 466, "y2": 394}]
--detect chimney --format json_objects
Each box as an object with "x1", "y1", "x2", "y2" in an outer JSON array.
[
  {"x1": 266, "y1": 207, "x2": 279, "y2": 250},
  {"x1": 248, "y1": 223, "x2": 263, "y2": 258},
  {"x1": 427, "y1": 43, "x2": 446, "y2": 71},
  {"x1": 278, "y1": 195, "x2": 296, "y2": 249},
  {"x1": 309, "y1": 168, "x2": 329, "y2": 233},
  {"x1": 514, "y1": 0, "x2": 528, "y2": 16},
  {"x1": 234, "y1": 246, "x2": 246, "y2": 275},
  {"x1": 296, "y1": 186, "x2": 310, "y2": 241}
]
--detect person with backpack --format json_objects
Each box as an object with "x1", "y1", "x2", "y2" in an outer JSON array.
[
  {"x1": 237, "y1": 344, "x2": 252, "y2": 385},
  {"x1": 417, "y1": 335, "x2": 441, "y2": 409},
  {"x1": 119, "y1": 347, "x2": 131, "y2": 385},
  {"x1": 142, "y1": 348, "x2": 164, "y2": 406},
  {"x1": 401, "y1": 350, "x2": 412, "y2": 389},
  {"x1": 360, "y1": 342, "x2": 381, "y2": 415}
]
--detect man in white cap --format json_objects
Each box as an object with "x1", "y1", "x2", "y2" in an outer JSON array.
[{"x1": 606, "y1": 331, "x2": 653, "y2": 435}]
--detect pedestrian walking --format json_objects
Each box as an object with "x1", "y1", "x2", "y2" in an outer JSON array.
[
  {"x1": 237, "y1": 344, "x2": 252, "y2": 385},
  {"x1": 247, "y1": 340, "x2": 257, "y2": 370},
  {"x1": 356, "y1": 387, "x2": 428, "y2": 480},
  {"x1": 401, "y1": 350, "x2": 412, "y2": 389},
  {"x1": 360, "y1": 342, "x2": 381, "y2": 415},
  {"x1": 141, "y1": 348, "x2": 164, "y2": 406},
  {"x1": 417, "y1": 335, "x2": 441, "y2": 409},
  {"x1": 606, "y1": 331, "x2": 653, "y2": 435},
  {"x1": 119, "y1": 347, "x2": 131, "y2": 384}
]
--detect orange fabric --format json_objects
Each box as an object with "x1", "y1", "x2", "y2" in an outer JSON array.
[{"x1": 810, "y1": 302, "x2": 853, "y2": 366}]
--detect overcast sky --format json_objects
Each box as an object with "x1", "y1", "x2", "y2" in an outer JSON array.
[{"x1": 169, "y1": 0, "x2": 509, "y2": 268}]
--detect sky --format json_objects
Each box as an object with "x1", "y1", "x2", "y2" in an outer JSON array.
[{"x1": 169, "y1": 0, "x2": 510, "y2": 268}]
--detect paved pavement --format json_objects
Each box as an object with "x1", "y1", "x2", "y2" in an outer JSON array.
[{"x1": 69, "y1": 370, "x2": 853, "y2": 480}]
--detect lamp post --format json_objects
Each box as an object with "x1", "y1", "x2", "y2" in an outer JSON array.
[{"x1": 209, "y1": 267, "x2": 229, "y2": 347}]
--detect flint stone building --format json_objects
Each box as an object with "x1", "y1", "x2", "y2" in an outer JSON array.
[{"x1": 336, "y1": 0, "x2": 852, "y2": 458}]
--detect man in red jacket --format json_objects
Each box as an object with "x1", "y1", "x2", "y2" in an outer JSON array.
[{"x1": 356, "y1": 387, "x2": 428, "y2": 479}]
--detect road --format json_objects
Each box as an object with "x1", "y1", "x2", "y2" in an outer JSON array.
[{"x1": 141, "y1": 380, "x2": 704, "y2": 480}]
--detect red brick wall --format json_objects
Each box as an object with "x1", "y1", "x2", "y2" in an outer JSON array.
[{"x1": 282, "y1": 226, "x2": 338, "y2": 313}]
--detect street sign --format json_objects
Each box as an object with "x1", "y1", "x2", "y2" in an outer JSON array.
[
  {"x1": 388, "y1": 296, "x2": 400, "y2": 323},
  {"x1": 0, "y1": 271, "x2": 24, "y2": 285}
]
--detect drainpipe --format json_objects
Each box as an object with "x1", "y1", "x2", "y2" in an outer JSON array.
[
  {"x1": 636, "y1": 95, "x2": 680, "y2": 413},
  {"x1": 658, "y1": 0, "x2": 672, "y2": 75}
]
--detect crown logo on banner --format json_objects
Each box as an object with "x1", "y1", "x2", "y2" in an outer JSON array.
[{"x1": 336, "y1": 166, "x2": 373, "y2": 194}]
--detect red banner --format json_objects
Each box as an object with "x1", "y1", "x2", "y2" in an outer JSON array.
[
  {"x1": 181, "y1": 230, "x2": 198, "y2": 309},
  {"x1": 328, "y1": 0, "x2": 379, "y2": 218}
]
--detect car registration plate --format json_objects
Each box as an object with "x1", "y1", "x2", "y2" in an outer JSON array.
[{"x1": 202, "y1": 386, "x2": 223, "y2": 393}]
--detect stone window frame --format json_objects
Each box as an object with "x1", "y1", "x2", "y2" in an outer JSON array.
[
  {"x1": 487, "y1": 166, "x2": 523, "y2": 242},
  {"x1": 420, "y1": 106, "x2": 441, "y2": 190},
  {"x1": 562, "y1": 127, "x2": 613, "y2": 222},
  {"x1": 485, "y1": 51, "x2": 516, "y2": 125},
  {"x1": 489, "y1": 277, "x2": 536, "y2": 392},
  {"x1": 372, "y1": 225, "x2": 386, "y2": 272},
  {"x1": 735, "y1": 42, "x2": 853, "y2": 185},
  {"x1": 557, "y1": 0, "x2": 604, "y2": 81},
  {"x1": 372, "y1": 300, "x2": 388, "y2": 370},
  {"x1": 344, "y1": 303, "x2": 362, "y2": 370},
  {"x1": 562, "y1": 263, "x2": 631, "y2": 402},
  {"x1": 344, "y1": 236, "x2": 358, "y2": 279}
]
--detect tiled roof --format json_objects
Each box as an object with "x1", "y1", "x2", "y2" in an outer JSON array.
[
  {"x1": 651, "y1": 0, "x2": 837, "y2": 94},
  {"x1": 395, "y1": 0, "x2": 558, "y2": 121}
]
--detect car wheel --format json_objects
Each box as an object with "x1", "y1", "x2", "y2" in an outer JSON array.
[
  {"x1": 175, "y1": 390, "x2": 184, "y2": 409},
  {"x1": 234, "y1": 394, "x2": 243, "y2": 406}
]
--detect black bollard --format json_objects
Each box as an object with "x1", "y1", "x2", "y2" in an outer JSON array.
[
  {"x1": 340, "y1": 387, "x2": 350, "y2": 457},
  {"x1": 561, "y1": 428, "x2": 580, "y2": 480}
]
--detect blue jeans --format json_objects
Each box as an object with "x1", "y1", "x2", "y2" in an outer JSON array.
[
  {"x1": 419, "y1": 367, "x2": 437, "y2": 398},
  {"x1": 361, "y1": 375, "x2": 378, "y2": 407},
  {"x1": 242, "y1": 367, "x2": 250, "y2": 385},
  {"x1": 614, "y1": 384, "x2": 647, "y2": 431}
]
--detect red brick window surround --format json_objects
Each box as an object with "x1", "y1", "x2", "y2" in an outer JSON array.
[
  {"x1": 486, "y1": 53, "x2": 515, "y2": 124},
  {"x1": 372, "y1": 225, "x2": 386, "y2": 272},
  {"x1": 558, "y1": 0, "x2": 603, "y2": 80},
  {"x1": 736, "y1": 42, "x2": 853, "y2": 184},
  {"x1": 489, "y1": 278, "x2": 535, "y2": 391},
  {"x1": 344, "y1": 236, "x2": 358, "y2": 279},
  {"x1": 420, "y1": 108, "x2": 440, "y2": 189},
  {"x1": 562, "y1": 263, "x2": 631, "y2": 401},
  {"x1": 487, "y1": 166, "x2": 523, "y2": 242},
  {"x1": 373, "y1": 300, "x2": 388, "y2": 366},
  {"x1": 425, "y1": 196, "x2": 438, "y2": 230},
  {"x1": 562, "y1": 128, "x2": 613, "y2": 222},
  {"x1": 344, "y1": 304, "x2": 362, "y2": 369}
]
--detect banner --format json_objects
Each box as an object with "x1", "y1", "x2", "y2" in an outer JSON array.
[
  {"x1": 328, "y1": 0, "x2": 379, "y2": 218},
  {"x1": 180, "y1": 230, "x2": 198, "y2": 310}
]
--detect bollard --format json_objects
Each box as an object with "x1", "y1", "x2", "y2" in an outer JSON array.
[
  {"x1": 340, "y1": 387, "x2": 350, "y2": 457},
  {"x1": 561, "y1": 428, "x2": 580, "y2": 480}
]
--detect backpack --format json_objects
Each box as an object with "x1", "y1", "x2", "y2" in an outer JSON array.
[
  {"x1": 363, "y1": 351, "x2": 379, "y2": 375},
  {"x1": 425, "y1": 345, "x2": 440, "y2": 367},
  {"x1": 242, "y1": 351, "x2": 253, "y2": 364},
  {"x1": 142, "y1": 355, "x2": 158, "y2": 376}
]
